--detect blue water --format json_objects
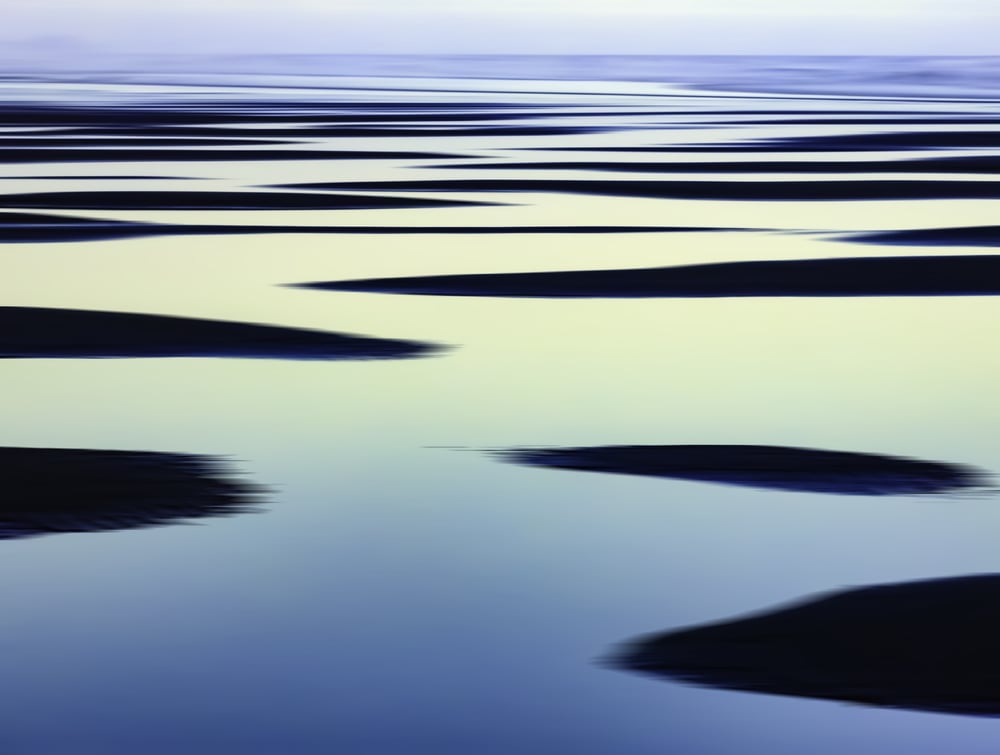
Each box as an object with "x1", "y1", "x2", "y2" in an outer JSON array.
[{"x1": 2, "y1": 55, "x2": 1000, "y2": 754}]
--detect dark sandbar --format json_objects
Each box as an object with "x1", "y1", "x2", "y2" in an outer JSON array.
[
  {"x1": 758, "y1": 117, "x2": 1000, "y2": 126},
  {"x1": 497, "y1": 445, "x2": 985, "y2": 496},
  {"x1": 0, "y1": 447, "x2": 262, "y2": 539},
  {"x1": 0, "y1": 212, "x2": 160, "y2": 242},
  {"x1": 9, "y1": 122, "x2": 597, "y2": 138},
  {"x1": 200, "y1": 125, "x2": 599, "y2": 138},
  {"x1": 0, "y1": 212, "x2": 123, "y2": 225},
  {"x1": 157, "y1": 101, "x2": 548, "y2": 110},
  {"x1": 0, "y1": 176, "x2": 197, "y2": 181},
  {"x1": 0, "y1": 137, "x2": 289, "y2": 147},
  {"x1": 293, "y1": 255, "x2": 1000, "y2": 298},
  {"x1": 0, "y1": 190, "x2": 493, "y2": 211},
  {"x1": 755, "y1": 131, "x2": 1000, "y2": 151},
  {"x1": 839, "y1": 227, "x2": 1000, "y2": 247},
  {"x1": 0, "y1": 214, "x2": 739, "y2": 243},
  {"x1": 528, "y1": 129, "x2": 1000, "y2": 153},
  {"x1": 436, "y1": 156, "x2": 1000, "y2": 175},
  {"x1": 571, "y1": 131, "x2": 1000, "y2": 153},
  {"x1": 280, "y1": 178, "x2": 1000, "y2": 201},
  {"x1": 0, "y1": 148, "x2": 467, "y2": 164},
  {"x1": 0, "y1": 103, "x2": 549, "y2": 128},
  {"x1": 0, "y1": 307, "x2": 439, "y2": 360},
  {"x1": 68, "y1": 126, "x2": 533, "y2": 140},
  {"x1": 613, "y1": 574, "x2": 1000, "y2": 716}
]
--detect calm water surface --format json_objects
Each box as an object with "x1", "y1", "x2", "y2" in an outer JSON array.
[{"x1": 2, "y1": 55, "x2": 1000, "y2": 754}]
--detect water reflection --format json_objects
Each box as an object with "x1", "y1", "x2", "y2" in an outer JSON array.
[
  {"x1": 3, "y1": 60, "x2": 1000, "y2": 753},
  {"x1": 613, "y1": 574, "x2": 1000, "y2": 716},
  {"x1": 296, "y1": 255, "x2": 1000, "y2": 298},
  {"x1": 0, "y1": 446, "x2": 263, "y2": 539},
  {"x1": 496, "y1": 445, "x2": 989, "y2": 496},
  {"x1": 0, "y1": 307, "x2": 441, "y2": 360}
]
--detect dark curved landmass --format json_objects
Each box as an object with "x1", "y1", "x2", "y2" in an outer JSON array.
[
  {"x1": 530, "y1": 131, "x2": 1000, "y2": 153},
  {"x1": 295, "y1": 126, "x2": 600, "y2": 137},
  {"x1": 0, "y1": 212, "x2": 179, "y2": 242},
  {"x1": 0, "y1": 148, "x2": 465, "y2": 164},
  {"x1": 0, "y1": 212, "x2": 126, "y2": 225},
  {"x1": 292, "y1": 255, "x2": 1000, "y2": 298},
  {"x1": 0, "y1": 137, "x2": 290, "y2": 147},
  {"x1": 592, "y1": 131, "x2": 1000, "y2": 153},
  {"x1": 145, "y1": 101, "x2": 547, "y2": 112},
  {"x1": 496, "y1": 445, "x2": 986, "y2": 496},
  {"x1": 0, "y1": 221, "x2": 199, "y2": 243},
  {"x1": 628, "y1": 112, "x2": 1000, "y2": 121},
  {"x1": 0, "y1": 112, "x2": 540, "y2": 131},
  {"x1": 5, "y1": 123, "x2": 597, "y2": 138},
  {"x1": 611, "y1": 132, "x2": 1000, "y2": 152},
  {"x1": 209, "y1": 111, "x2": 544, "y2": 123},
  {"x1": 132, "y1": 125, "x2": 599, "y2": 138},
  {"x1": 840, "y1": 227, "x2": 1000, "y2": 247},
  {"x1": 0, "y1": 307, "x2": 439, "y2": 360},
  {"x1": 544, "y1": 131, "x2": 1000, "y2": 153},
  {"x1": 0, "y1": 103, "x2": 549, "y2": 128},
  {"x1": 0, "y1": 176, "x2": 198, "y2": 181},
  {"x1": 0, "y1": 447, "x2": 263, "y2": 539},
  {"x1": 0, "y1": 191, "x2": 492, "y2": 211},
  {"x1": 69, "y1": 125, "x2": 541, "y2": 139},
  {"x1": 0, "y1": 212, "x2": 733, "y2": 243},
  {"x1": 754, "y1": 131, "x2": 1000, "y2": 151},
  {"x1": 278, "y1": 178, "x2": 1000, "y2": 201},
  {"x1": 612, "y1": 574, "x2": 1000, "y2": 716},
  {"x1": 437, "y1": 156, "x2": 1000, "y2": 175},
  {"x1": 758, "y1": 117, "x2": 1000, "y2": 126}
]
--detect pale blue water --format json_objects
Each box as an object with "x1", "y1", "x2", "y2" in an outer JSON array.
[{"x1": 1, "y1": 56, "x2": 1000, "y2": 754}]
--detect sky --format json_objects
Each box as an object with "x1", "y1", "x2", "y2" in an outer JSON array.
[{"x1": 2, "y1": 0, "x2": 999, "y2": 57}]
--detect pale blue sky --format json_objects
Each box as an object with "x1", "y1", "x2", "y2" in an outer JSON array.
[{"x1": 3, "y1": 0, "x2": 999, "y2": 55}]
